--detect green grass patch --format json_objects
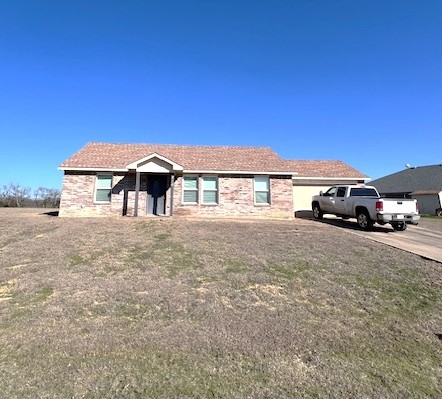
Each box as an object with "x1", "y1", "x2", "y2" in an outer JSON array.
[
  {"x1": 34, "y1": 286, "x2": 54, "y2": 303},
  {"x1": 332, "y1": 338, "x2": 440, "y2": 398},
  {"x1": 355, "y1": 275, "x2": 439, "y2": 315},
  {"x1": 225, "y1": 258, "x2": 249, "y2": 274},
  {"x1": 69, "y1": 253, "x2": 85, "y2": 267},
  {"x1": 1, "y1": 349, "x2": 313, "y2": 399},
  {"x1": 265, "y1": 260, "x2": 310, "y2": 280}
]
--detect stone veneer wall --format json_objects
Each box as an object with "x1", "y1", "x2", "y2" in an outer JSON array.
[
  {"x1": 60, "y1": 172, "x2": 294, "y2": 219},
  {"x1": 173, "y1": 175, "x2": 294, "y2": 219}
]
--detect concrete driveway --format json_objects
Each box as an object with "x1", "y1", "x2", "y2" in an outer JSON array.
[
  {"x1": 353, "y1": 223, "x2": 442, "y2": 263},
  {"x1": 302, "y1": 214, "x2": 442, "y2": 263}
]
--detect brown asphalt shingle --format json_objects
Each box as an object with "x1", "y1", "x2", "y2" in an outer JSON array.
[
  {"x1": 285, "y1": 160, "x2": 367, "y2": 178},
  {"x1": 59, "y1": 142, "x2": 293, "y2": 173},
  {"x1": 60, "y1": 142, "x2": 368, "y2": 178}
]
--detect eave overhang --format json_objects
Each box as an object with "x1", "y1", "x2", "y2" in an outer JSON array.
[
  {"x1": 58, "y1": 166, "x2": 128, "y2": 172},
  {"x1": 292, "y1": 176, "x2": 370, "y2": 181},
  {"x1": 183, "y1": 170, "x2": 295, "y2": 176}
]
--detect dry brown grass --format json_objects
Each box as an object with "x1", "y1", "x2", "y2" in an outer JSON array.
[{"x1": 0, "y1": 208, "x2": 441, "y2": 398}]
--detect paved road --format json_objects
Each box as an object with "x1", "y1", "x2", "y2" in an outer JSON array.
[{"x1": 315, "y1": 217, "x2": 442, "y2": 263}]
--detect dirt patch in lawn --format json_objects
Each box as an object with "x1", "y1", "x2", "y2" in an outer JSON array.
[{"x1": 0, "y1": 208, "x2": 441, "y2": 398}]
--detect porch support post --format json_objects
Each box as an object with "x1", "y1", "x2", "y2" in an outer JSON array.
[
  {"x1": 134, "y1": 171, "x2": 140, "y2": 217},
  {"x1": 169, "y1": 174, "x2": 174, "y2": 216}
]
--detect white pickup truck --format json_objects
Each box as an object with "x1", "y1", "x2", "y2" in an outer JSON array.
[{"x1": 311, "y1": 185, "x2": 420, "y2": 231}]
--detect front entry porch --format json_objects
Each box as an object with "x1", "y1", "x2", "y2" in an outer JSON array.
[
  {"x1": 124, "y1": 152, "x2": 184, "y2": 217},
  {"x1": 130, "y1": 172, "x2": 175, "y2": 217}
]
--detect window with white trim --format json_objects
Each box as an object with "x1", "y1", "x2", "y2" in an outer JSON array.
[
  {"x1": 95, "y1": 174, "x2": 112, "y2": 203},
  {"x1": 202, "y1": 176, "x2": 218, "y2": 204},
  {"x1": 254, "y1": 176, "x2": 270, "y2": 204},
  {"x1": 183, "y1": 176, "x2": 198, "y2": 203}
]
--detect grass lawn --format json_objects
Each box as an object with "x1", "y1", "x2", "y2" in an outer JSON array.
[{"x1": 0, "y1": 208, "x2": 441, "y2": 398}]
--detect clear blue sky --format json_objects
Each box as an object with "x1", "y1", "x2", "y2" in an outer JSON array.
[{"x1": 1, "y1": 0, "x2": 441, "y2": 191}]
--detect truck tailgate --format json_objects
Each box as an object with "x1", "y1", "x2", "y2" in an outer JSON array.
[{"x1": 381, "y1": 199, "x2": 417, "y2": 214}]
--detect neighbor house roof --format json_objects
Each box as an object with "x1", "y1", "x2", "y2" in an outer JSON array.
[
  {"x1": 285, "y1": 160, "x2": 368, "y2": 179},
  {"x1": 59, "y1": 142, "x2": 295, "y2": 174},
  {"x1": 371, "y1": 164, "x2": 442, "y2": 194}
]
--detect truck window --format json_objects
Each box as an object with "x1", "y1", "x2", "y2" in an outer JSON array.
[
  {"x1": 349, "y1": 188, "x2": 379, "y2": 197},
  {"x1": 323, "y1": 187, "x2": 337, "y2": 197},
  {"x1": 336, "y1": 187, "x2": 346, "y2": 197}
]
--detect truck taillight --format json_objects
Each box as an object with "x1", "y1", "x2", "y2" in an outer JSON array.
[
  {"x1": 376, "y1": 201, "x2": 383, "y2": 212},
  {"x1": 416, "y1": 201, "x2": 419, "y2": 213}
]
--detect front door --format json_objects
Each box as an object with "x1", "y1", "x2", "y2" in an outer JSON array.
[{"x1": 147, "y1": 175, "x2": 167, "y2": 215}]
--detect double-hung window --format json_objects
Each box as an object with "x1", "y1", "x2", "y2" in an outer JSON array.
[
  {"x1": 95, "y1": 174, "x2": 112, "y2": 203},
  {"x1": 254, "y1": 176, "x2": 270, "y2": 205},
  {"x1": 183, "y1": 176, "x2": 198, "y2": 203},
  {"x1": 202, "y1": 176, "x2": 218, "y2": 204}
]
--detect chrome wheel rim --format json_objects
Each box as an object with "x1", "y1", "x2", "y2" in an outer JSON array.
[{"x1": 358, "y1": 214, "x2": 368, "y2": 228}]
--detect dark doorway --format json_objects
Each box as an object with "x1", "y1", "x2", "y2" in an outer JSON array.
[{"x1": 147, "y1": 175, "x2": 168, "y2": 215}]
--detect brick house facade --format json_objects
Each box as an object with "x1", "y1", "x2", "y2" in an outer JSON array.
[{"x1": 59, "y1": 143, "x2": 296, "y2": 219}]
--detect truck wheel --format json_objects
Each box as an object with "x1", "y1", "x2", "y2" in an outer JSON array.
[
  {"x1": 312, "y1": 203, "x2": 323, "y2": 220},
  {"x1": 392, "y1": 222, "x2": 407, "y2": 231},
  {"x1": 357, "y1": 211, "x2": 373, "y2": 231}
]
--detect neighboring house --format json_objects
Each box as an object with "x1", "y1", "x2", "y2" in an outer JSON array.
[
  {"x1": 59, "y1": 142, "x2": 368, "y2": 218},
  {"x1": 370, "y1": 164, "x2": 442, "y2": 215},
  {"x1": 288, "y1": 160, "x2": 368, "y2": 212}
]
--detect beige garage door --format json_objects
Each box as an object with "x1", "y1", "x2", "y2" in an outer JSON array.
[{"x1": 293, "y1": 185, "x2": 330, "y2": 212}]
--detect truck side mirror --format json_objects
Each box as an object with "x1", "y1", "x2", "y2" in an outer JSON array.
[{"x1": 319, "y1": 191, "x2": 323, "y2": 196}]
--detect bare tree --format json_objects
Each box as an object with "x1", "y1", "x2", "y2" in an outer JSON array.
[
  {"x1": 8, "y1": 183, "x2": 31, "y2": 207},
  {"x1": 34, "y1": 187, "x2": 44, "y2": 206},
  {"x1": 1, "y1": 183, "x2": 60, "y2": 208},
  {"x1": 34, "y1": 187, "x2": 61, "y2": 208},
  {"x1": 0, "y1": 185, "x2": 13, "y2": 207}
]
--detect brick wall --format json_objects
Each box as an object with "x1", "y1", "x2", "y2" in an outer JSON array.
[
  {"x1": 173, "y1": 175, "x2": 294, "y2": 219},
  {"x1": 60, "y1": 172, "x2": 294, "y2": 219},
  {"x1": 60, "y1": 172, "x2": 114, "y2": 217}
]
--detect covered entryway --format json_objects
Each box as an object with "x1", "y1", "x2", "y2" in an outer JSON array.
[
  {"x1": 126, "y1": 153, "x2": 184, "y2": 217},
  {"x1": 147, "y1": 175, "x2": 168, "y2": 215}
]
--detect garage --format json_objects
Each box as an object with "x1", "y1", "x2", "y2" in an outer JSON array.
[
  {"x1": 287, "y1": 160, "x2": 368, "y2": 214},
  {"x1": 293, "y1": 183, "x2": 331, "y2": 212}
]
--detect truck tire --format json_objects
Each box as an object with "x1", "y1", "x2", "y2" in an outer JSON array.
[
  {"x1": 312, "y1": 203, "x2": 323, "y2": 220},
  {"x1": 392, "y1": 222, "x2": 407, "y2": 231},
  {"x1": 356, "y1": 210, "x2": 373, "y2": 231}
]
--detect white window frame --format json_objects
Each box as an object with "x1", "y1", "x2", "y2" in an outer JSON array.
[
  {"x1": 182, "y1": 175, "x2": 199, "y2": 204},
  {"x1": 94, "y1": 174, "x2": 113, "y2": 203},
  {"x1": 254, "y1": 176, "x2": 270, "y2": 205},
  {"x1": 202, "y1": 175, "x2": 218, "y2": 205}
]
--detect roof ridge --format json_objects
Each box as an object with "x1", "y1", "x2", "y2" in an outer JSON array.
[
  {"x1": 87, "y1": 141, "x2": 275, "y2": 150},
  {"x1": 286, "y1": 159, "x2": 344, "y2": 162}
]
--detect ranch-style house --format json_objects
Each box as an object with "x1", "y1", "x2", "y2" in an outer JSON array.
[{"x1": 59, "y1": 142, "x2": 367, "y2": 218}]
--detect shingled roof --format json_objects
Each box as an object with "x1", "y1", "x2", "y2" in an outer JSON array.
[
  {"x1": 60, "y1": 142, "x2": 369, "y2": 179},
  {"x1": 59, "y1": 142, "x2": 294, "y2": 174},
  {"x1": 371, "y1": 164, "x2": 442, "y2": 193},
  {"x1": 285, "y1": 160, "x2": 367, "y2": 178}
]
